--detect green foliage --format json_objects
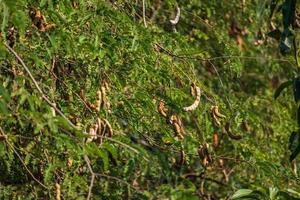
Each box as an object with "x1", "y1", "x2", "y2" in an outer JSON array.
[{"x1": 0, "y1": 0, "x2": 299, "y2": 199}]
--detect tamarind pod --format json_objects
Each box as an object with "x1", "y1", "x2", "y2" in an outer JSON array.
[
  {"x1": 183, "y1": 85, "x2": 201, "y2": 112},
  {"x1": 213, "y1": 132, "x2": 219, "y2": 148},
  {"x1": 95, "y1": 90, "x2": 102, "y2": 111},
  {"x1": 100, "y1": 86, "x2": 106, "y2": 108},
  {"x1": 211, "y1": 106, "x2": 226, "y2": 118},
  {"x1": 173, "y1": 122, "x2": 183, "y2": 139},
  {"x1": 103, "y1": 119, "x2": 113, "y2": 137},
  {"x1": 190, "y1": 83, "x2": 197, "y2": 97},
  {"x1": 211, "y1": 113, "x2": 221, "y2": 126},
  {"x1": 219, "y1": 159, "x2": 224, "y2": 168},
  {"x1": 158, "y1": 101, "x2": 167, "y2": 118},
  {"x1": 55, "y1": 183, "x2": 61, "y2": 200},
  {"x1": 198, "y1": 143, "x2": 212, "y2": 166},
  {"x1": 170, "y1": 7, "x2": 181, "y2": 25},
  {"x1": 225, "y1": 123, "x2": 242, "y2": 140}
]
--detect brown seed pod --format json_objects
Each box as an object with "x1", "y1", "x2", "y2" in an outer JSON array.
[
  {"x1": 86, "y1": 127, "x2": 96, "y2": 143},
  {"x1": 225, "y1": 122, "x2": 242, "y2": 140},
  {"x1": 173, "y1": 122, "x2": 184, "y2": 139},
  {"x1": 190, "y1": 83, "x2": 197, "y2": 97},
  {"x1": 211, "y1": 106, "x2": 226, "y2": 126},
  {"x1": 106, "y1": 101, "x2": 112, "y2": 114},
  {"x1": 97, "y1": 118, "x2": 102, "y2": 135},
  {"x1": 211, "y1": 113, "x2": 221, "y2": 126},
  {"x1": 93, "y1": 123, "x2": 99, "y2": 135},
  {"x1": 30, "y1": 10, "x2": 55, "y2": 32},
  {"x1": 67, "y1": 158, "x2": 73, "y2": 168},
  {"x1": 103, "y1": 81, "x2": 110, "y2": 91},
  {"x1": 198, "y1": 143, "x2": 212, "y2": 166},
  {"x1": 218, "y1": 159, "x2": 224, "y2": 168},
  {"x1": 158, "y1": 101, "x2": 168, "y2": 118},
  {"x1": 212, "y1": 131, "x2": 219, "y2": 148},
  {"x1": 55, "y1": 183, "x2": 61, "y2": 200},
  {"x1": 168, "y1": 114, "x2": 177, "y2": 124},
  {"x1": 183, "y1": 84, "x2": 201, "y2": 112},
  {"x1": 211, "y1": 106, "x2": 226, "y2": 118},
  {"x1": 95, "y1": 90, "x2": 102, "y2": 112},
  {"x1": 101, "y1": 86, "x2": 106, "y2": 108},
  {"x1": 51, "y1": 103, "x2": 56, "y2": 117},
  {"x1": 170, "y1": 6, "x2": 181, "y2": 25},
  {"x1": 176, "y1": 115, "x2": 183, "y2": 127},
  {"x1": 97, "y1": 118, "x2": 105, "y2": 144},
  {"x1": 103, "y1": 118, "x2": 113, "y2": 137}
]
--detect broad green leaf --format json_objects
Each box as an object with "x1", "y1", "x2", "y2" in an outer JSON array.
[
  {"x1": 232, "y1": 189, "x2": 253, "y2": 199},
  {"x1": 269, "y1": 187, "x2": 278, "y2": 200},
  {"x1": 287, "y1": 189, "x2": 300, "y2": 197},
  {"x1": 274, "y1": 80, "x2": 292, "y2": 99},
  {"x1": 280, "y1": 28, "x2": 293, "y2": 55}
]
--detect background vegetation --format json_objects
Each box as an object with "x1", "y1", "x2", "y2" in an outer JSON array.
[{"x1": 0, "y1": 0, "x2": 300, "y2": 199}]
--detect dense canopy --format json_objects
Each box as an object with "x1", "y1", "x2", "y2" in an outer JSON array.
[{"x1": 0, "y1": 0, "x2": 300, "y2": 199}]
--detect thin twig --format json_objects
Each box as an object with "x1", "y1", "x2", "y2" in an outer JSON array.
[
  {"x1": 154, "y1": 43, "x2": 294, "y2": 65},
  {"x1": 94, "y1": 173, "x2": 140, "y2": 192},
  {"x1": 142, "y1": 0, "x2": 147, "y2": 28},
  {"x1": 207, "y1": 60, "x2": 233, "y2": 111},
  {"x1": 84, "y1": 155, "x2": 95, "y2": 200},
  {"x1": 104, "y1": 137, "x2": 140, "y2": 154}
]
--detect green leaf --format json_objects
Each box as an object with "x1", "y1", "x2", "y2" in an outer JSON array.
[
  {"x1": 286, "y1": 189, "x2": 300, "y2": 197},
  {"x1": 274, "y1": 80, "x2": 292, "y2": 99},
  {"x1": 269, "y1": 187, "x2": 278, "y2": 200},
  {"x1": 232, "y1": 189, "x2": 253, "y2": 199},
  {"x1": 278, "y1": 190, "x2": 300, "y2": 200},
  {"x1": 280, "y1": 28, "x2": 293, "y2": 55}
]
